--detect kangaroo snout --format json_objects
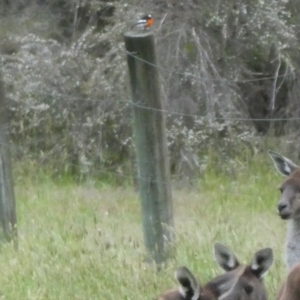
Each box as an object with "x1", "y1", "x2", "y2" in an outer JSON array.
[
  {"x1": 277, "y1": 203, "x2": 287, "y2": 212},
  {"x1": 277, "y1": 203, "x2": 291, "y2": 219}
]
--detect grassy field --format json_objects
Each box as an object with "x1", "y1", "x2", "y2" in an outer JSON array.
[{"x1": 0, "y1": 157, "x2": 287, "y2": 299}]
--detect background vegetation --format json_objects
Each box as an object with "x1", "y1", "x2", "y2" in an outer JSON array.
[{"x1": 1, "y1": 0, "x2": 300, "y2": 181}]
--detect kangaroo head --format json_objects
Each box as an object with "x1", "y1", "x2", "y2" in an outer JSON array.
[
  {"x1": 155, "y1": 242, "x2": 273, "y2": 300},
  {"x1": 210, "y1": 242, "x2": 273, "y2": 300},
  {"x1": 269, "y1": 151, "x2": 300, "y2": 220}
]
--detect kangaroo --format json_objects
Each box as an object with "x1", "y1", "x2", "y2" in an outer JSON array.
[
  {"x1": 269, "y1": 150, "x2": 300, "y2": 270},
  {"x1": 156, "y1": 242, "x2": 273, "y2": 300},
  {"x1": 276, "y1": 262, "x2": 300, "y2": 300}
]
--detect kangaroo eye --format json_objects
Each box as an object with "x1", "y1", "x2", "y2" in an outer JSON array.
[
  {"x1": 279, "y1": 187, "x2": 283, "y2": 193},
  {"x1": 244, "y1": 285, "x2": 253, "y2": 295}
]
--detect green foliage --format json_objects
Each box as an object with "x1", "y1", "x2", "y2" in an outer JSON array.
[
  {"x1": 0, "y1": 157, "x2": 285, "y2": 299},
  {"x1": 1, "y1": 0, "x2": 300, "y2": 180}
]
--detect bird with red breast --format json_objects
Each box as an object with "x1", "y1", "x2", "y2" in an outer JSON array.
[{"x1": 132, "y1": 14, "x2": 153, "y2": 30}]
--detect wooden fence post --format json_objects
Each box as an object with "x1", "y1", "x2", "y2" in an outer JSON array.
[
  {"x1": 0, "y1": 68, "x2": 17, "y2": 249},
  {"x1": 124, "y1": 31, "x2": 174, "y2": 265}
]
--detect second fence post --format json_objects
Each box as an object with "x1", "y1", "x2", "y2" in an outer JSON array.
[
  {"x1": 124, "y1": 31, "x2": 174, "y2": 265},
  {"x1": 0, "y1": 67, "x2": 17, "y2": 249}
]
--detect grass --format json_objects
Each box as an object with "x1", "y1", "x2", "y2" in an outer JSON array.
[{"x1": 0, "y1": 156, "x2": 287, "y2": 299}]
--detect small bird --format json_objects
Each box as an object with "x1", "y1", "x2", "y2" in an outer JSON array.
[{"x1": 132, "y1": 14, "x2": 153, "y2": 30}]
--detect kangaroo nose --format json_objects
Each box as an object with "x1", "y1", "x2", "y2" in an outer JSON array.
[{"x1": 277, "y1": 203, "x2": 287, "y2": 212}]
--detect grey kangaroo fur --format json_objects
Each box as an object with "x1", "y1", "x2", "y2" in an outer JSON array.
[{"x1": 269, "y1": 150, "x2": 300, "y2": 270}]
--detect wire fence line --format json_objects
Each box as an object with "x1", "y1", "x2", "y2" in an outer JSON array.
[
  {"x1": 125, "y1": 50, "x2": 297, "y2": 84},
  {"x1": 20, "y1": 90, "x2": 300, "y2": 122},
  {"x1": 128, "y1": 101, "x2": 300, "y2": 122},
  {"x1": 3, "y1": 48, "x2": 298, "y2": 127}
]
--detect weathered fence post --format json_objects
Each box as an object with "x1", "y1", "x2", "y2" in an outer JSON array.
[
  {"x1": 124, "y1": 31, "x2": 174, "y2": 265},
  {"x1": 0, "y1": 68, "x2": 17, "y2": 249}
]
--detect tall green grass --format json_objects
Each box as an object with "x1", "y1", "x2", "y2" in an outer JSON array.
[{"x1": 0, "y1": 156, "x2": 286, "y2": 299}]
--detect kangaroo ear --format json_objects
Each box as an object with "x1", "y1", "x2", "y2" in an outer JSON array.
[
  {"x1": 250, "y1": 248, "x2": 273, "y2": 278},
  {"x1": 175, "y1": 266, "x2": 201, "y2": 300},
  {"x1": 214, "y1": 242, "x2": 240, "y2": 271},
  {"x1": 269, "y1": 150, "x2": 298, "y2": 176}
]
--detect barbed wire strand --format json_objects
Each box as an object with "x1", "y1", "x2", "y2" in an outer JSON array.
[
  {"x1": 18, "y1": 90, "x2": 300, "y2": 122},
  {"x1": 125, "y1": 50, "x2": 298, "y2": 84},
  {"x1": 129, "y1": 101, "x2": 300, "y2": 122}
]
